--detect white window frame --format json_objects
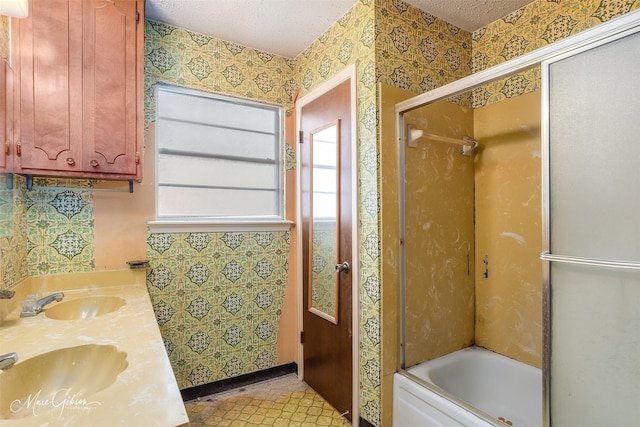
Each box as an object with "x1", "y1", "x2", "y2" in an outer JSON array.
[{"x1": 148, "y1": 84, "x2": 291, "y2": 232}]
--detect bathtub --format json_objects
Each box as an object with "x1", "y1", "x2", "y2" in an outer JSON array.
[{"x1": 393, "y1": 346, "x2": 542, "y2": 427}]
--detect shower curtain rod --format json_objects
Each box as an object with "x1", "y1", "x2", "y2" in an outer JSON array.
[
  {"x1": 407, "y1": 124, "x2": 478, "y2": 156},
  {"x1": 423, "y1": 132, "x2": 474, "y2": 146},
  {"x1": 407, "y1": 124, "x2": 476, "y2": 146}
]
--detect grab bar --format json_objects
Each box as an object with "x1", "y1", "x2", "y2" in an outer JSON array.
[{"x1": 540, "y1": 252, "x2": 640, "y2": 270}]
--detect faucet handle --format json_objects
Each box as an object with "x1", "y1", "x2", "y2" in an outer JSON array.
[
  {"x1": 0, "y1": 289, "x2": 15, "y2": 299},
  {"x1": 21, "y1": 295, "x2": 39, "y2": 314},
  {"x1": 0, "y1": 352, "x2": 18, "y2": 370}
]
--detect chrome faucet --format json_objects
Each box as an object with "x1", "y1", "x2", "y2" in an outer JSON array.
[
  {"x1": 20, "y1": 292, "x2": 64, "y2": 317},
  {"x1": 0, "y1": 352, "x2": 18, "y2": 370}
]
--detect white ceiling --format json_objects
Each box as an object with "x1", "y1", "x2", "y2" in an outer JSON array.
[
  {"x1": 404, "y1": 0, "x2": 533, "y2": 32},
  {"x1": 145, "y1": 0, "x2": 533, "y2": 58}
]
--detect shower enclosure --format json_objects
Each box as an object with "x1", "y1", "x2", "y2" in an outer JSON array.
[
  {"x1": 396, "y1": 83, "x2": 543, "y2": 427},
  {"x1": 394, "y1": 9, "x2": 640, "y2": 427}
]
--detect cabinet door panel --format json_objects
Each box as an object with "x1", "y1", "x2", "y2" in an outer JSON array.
[
  {"x1": 17, "y1": 0, "x2": 83, "y2": 172},
  {"x1": 83, "y1": 0, "x2": 138, "y2": 175},
  {"x1": 1, "y1": 60, "x2": 8, "y2": 170}
]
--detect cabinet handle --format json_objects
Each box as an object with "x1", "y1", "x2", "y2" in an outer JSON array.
[
  {"x1": 90, "y1": 160, "x2": 99, "y2": 167},
  {"x1": 66, "y1": 157, "x2": 75, "y2": 165},
  {"x1": 4, "y1": 142, "x2": 9, "y2": 155}
]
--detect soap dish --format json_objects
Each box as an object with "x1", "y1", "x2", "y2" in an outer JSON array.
[{"x1": 126, "y1": 259, "x2": 150, "y2": 269}]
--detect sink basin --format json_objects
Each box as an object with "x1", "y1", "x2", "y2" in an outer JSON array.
[
  {"x1": 0, "y1": 344, "x2": 128, "y2": 419},
  {"x1": 45, "y1": 296, "x2": 126, "y2": 320}
]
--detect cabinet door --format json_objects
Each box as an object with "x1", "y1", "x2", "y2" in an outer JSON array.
[
  {"x1": 82, "y1": 0, "x2": 140, "y2": 176},
  {"x1": 15, "y1": 0, "x2": 84, "y2": 173},
  {"x1": 0, "y1": 60, "x2": 9, "y2": 171}
]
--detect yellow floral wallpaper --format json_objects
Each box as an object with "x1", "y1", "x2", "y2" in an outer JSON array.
[
  {"x1": 0, "y1": 175, "x2": 27, "y2": 288},
  {"x1": 146, "y1": 230, "x2": 290, "y2": 389},
  {"x1": 376, "y1": 0, "x2": 472, "y2": 94},
  {"x1": 1, "y1": 177, "x2": 96, "y2": 289}
]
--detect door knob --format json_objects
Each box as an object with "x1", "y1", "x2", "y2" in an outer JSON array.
[{"x1": 335, "y1": 261, "x2": 350, "y2": 274}]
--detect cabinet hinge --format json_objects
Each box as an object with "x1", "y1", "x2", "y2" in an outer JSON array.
[
  {"x1": 16, "y1": 142, "x2": 21, "y2": 156},
  {"x1": 135, "y1": 10, "x2": 140, "y2": 23},
  {"x1": 4, "y1": 142, "x2": 9, "y2": 155},
  {"x1": 300, "y1": 331, "x2": 305, "y2": 344},
  {"x1": 135, "y1": 152, "x2": 140, "y2": 164},
  {"x1": 298, "y1": 130, "x2": 304, "y2": 144}
]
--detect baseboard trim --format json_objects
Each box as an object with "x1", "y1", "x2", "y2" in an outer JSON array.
[
  {"x1": 180, "y1": 362, "x2": 298, "y2": 402},
  {"x1": 359, "y1": 416, "x2": 376, "y2": 427}
]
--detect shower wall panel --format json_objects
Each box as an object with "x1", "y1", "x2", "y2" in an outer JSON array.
[
  {"x1": 473, "y1": 90, "x2": 542, "y2": 368},
  {"x1": 403, "y1": 99, "x2": 475, "y2": 368}
]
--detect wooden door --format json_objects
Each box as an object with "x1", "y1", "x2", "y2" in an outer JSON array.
[
  {"x1": 82, "y1": 0, "x2": 140, "y2": 176},
  {"x1": 300, "y1": 79, "x2": 352, "y2": 420},
  {"x1": 14, "y1": 0, "x2": 83, "y2": 173}
]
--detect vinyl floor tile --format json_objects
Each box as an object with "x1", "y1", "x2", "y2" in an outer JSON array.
[{"x1": 185, "y1": 374, "x2": 351, "y2": 426}]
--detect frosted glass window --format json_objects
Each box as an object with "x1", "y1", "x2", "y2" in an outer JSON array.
[{"x1": 155, "y1": 85, "x2": 283, "y2": 220}]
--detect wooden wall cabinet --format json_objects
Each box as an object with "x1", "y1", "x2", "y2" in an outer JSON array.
[{"x1": 11, "y1": 0, "x2": 144, "y2": 180}]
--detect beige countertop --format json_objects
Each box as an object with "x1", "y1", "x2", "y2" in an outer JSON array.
[{"x1": 0, "y1": 269, "x2": 189, "y2": 426}]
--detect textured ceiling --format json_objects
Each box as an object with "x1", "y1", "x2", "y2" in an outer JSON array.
[
  {"x1": 404, "y1": 0, "x2": 533, "y2": 32},
  {"x1": 145, "y1": 0, "x2": 533, "y2": 58}
]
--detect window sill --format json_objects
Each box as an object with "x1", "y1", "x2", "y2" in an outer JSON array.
[{"x1": 148, "y1": 220, "x2": 294, "y2": 233}]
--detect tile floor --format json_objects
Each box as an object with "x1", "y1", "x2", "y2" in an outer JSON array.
[{"x1": 184, "y1": 374, "x2": 352, "y2": 426}]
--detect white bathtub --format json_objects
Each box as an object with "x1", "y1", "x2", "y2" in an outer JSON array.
[{"x1": 393, "y1": 346, "x2": 542, "y2": 427}]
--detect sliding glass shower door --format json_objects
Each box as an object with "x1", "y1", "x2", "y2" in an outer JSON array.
[{"x1": 543, "y1": 28, "x2": 640, "y2": 426}]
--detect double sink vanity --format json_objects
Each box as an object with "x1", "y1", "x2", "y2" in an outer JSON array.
[{"x1": 0, "y1": 269, "x2": 189, "y2": 426}]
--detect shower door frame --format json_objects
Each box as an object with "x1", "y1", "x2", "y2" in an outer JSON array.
[
  {"x1": 395, "y1": 9, "x2": 640, "y2": 427},
  {"x1": 540, "y1": 29, "x2": 640, "y2": 426}
]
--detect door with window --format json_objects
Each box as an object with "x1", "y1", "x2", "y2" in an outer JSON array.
[{"x1": 300, "y1": 78, "x2": 352, "y2": 420}]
